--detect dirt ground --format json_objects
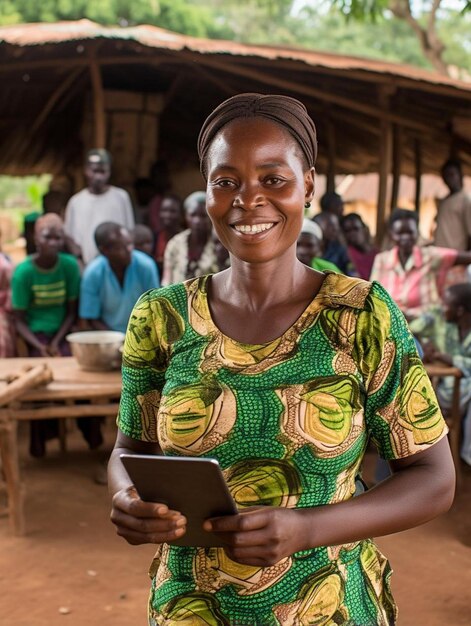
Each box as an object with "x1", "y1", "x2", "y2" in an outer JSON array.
[{"x1": 1, "y1": 420, "x2": 470, "y2": 626}]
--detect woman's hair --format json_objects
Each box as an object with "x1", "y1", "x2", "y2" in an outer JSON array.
[
  {"x1": 197, "y1": 93, "x2": 317, "y2": 179},
  {"x1": 183, "y1": 191, "x2": 206, "y2": 214},
  {"x1": 447, "y1": 283, "x2": 471, "y2": 314},
  {"x1": 340, "y1": 213, "x2": 365, "y2": 229},
  {"x1": 388, "y1": 207, "x2": 419, "y2": 229},
  {"x1": 34, "y1": 213, "x2": 64, "y2": 236}
]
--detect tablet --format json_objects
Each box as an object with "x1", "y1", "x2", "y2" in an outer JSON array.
[{"x1": 120, "y1": 454, "x2": 238, "y2": 547}]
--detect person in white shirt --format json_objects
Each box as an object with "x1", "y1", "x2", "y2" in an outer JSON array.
[{"x1": 64, "y1": 149, "x2": 135, "y2": 265}]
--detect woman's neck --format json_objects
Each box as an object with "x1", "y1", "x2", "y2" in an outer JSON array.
[{"x1": 216, "y1": 249, "x2": 308, "y2": 311}]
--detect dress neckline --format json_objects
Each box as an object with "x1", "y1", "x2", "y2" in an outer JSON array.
[{"x1": 198, "y1": 272, "x2": 331, "y2": 348}]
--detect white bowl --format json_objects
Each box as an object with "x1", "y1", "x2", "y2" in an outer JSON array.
[{"x1": 66, "y1": 331, "x2": 125, "y2": 371}]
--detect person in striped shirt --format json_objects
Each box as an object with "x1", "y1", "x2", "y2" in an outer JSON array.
[{"x1": 370, "y1": 208, "x2": 471, "y2": 322}]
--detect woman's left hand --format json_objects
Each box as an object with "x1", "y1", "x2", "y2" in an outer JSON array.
[{"x1": 204, "y1": 507, "x2": 304, "y2": 567}]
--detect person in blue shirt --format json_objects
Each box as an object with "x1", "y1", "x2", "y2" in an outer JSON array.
[{"x1": 79, "y1": 222, "x2": 159, "y2": 333}]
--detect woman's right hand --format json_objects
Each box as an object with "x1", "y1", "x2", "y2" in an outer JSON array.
[{"x1": 110, "y1": 485, "x2": 187, "y2": 545}]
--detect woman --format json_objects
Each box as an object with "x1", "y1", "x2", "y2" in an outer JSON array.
[
  {"x1": 340, "y1": 212, "x2": 377, "y2": 280},
  {"x1": 161, "y1": 191, "x2": 216, "y2": 285},
  {"x1": 109, "y1": 94, "x2": 455, "y2": 625},
  {"x1": 152, "y1": 194, "x2": 185, "y2": 274}
]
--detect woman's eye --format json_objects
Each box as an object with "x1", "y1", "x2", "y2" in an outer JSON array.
[
  {"x1": 265, "y1": 176, "x2": 283, "y2": 185},
  {"x1": 213, "y1": 179, "x2": 235, "y2": 188}
]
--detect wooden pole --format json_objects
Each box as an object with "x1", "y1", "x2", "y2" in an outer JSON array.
[
  {"x1": 326, "y1": 118, "x2": 336, "y2": 194},
  {"x1": 89, "y1": 56, "x2": 106, "y2": 148},
  {"x1": 414, "y1": 139, "x2": 422, "y2": 213},
  {"x1": 376, "y1": 118, "x2": 393, "y2": 246},
  {"x1": 391, "y1": 124, "x2": 403, "y2": 210}
]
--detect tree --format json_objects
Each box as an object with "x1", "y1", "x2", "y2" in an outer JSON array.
[{"x1": 327, "y1": 0, "x2": 471, "y2": 74}]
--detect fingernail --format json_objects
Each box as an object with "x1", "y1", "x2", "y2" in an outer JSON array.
[{"x1": 203, "y1": 521, "x2": 212, "y2": 531}]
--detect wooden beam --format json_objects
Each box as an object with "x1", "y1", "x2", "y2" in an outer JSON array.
[
  {"x1": 391, "y1": 124, "x2": 403, "y2": 210},
  {"x1": 325, "y1": 117, "x2": 336, "y2": 193},
  {"x1": 30, "y1": 67, "x2": 84, "y2": 135},
  {"x1": 89, "y1": 55, "x2": 106, "y2": 148}
]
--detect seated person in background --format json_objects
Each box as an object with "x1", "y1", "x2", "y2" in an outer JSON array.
[
  {"x1": 162, "y1": 191, "x2": 216, "y2": 285},
  {"x1": 370, "y1": 208, "x2": 471, "y2": 322},
  {"x1": 133, "y1": 224, "x2": 155, "y2": 258},
  {"x1": 80, "y1": 222, "x2": 159, "y2": 334},
  {"x1": 340, "y1": 213, "x2": 378, "y2": 280},
  {"x1": 297, "y1": 219, "x2": 341, "y2": 272},
  {"x1": 153, "y1": 194, "x2": 184, "y2": 275},
  {"x1": 410, "y1": 283, "x2": 471, "y2": 466},
  {"x1": 320, "y1": 191, "x2": 344, "y2": 218},
  {"x1": 312, "y1": 212, "x2": 356, "y2": 275},
  {"x1": 11, "y1": 214, "x2": 100, "y2": 456},
  {"x1": 211, "y1": 229, "x2": 230, "y2": 272},
  {"x1": 0, "y1": 237, "x2": 15, "y2": 357}
]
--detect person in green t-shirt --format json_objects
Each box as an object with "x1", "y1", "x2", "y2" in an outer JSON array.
[
  {"x1": 296, "y1": 218, "x2": 341, "y2": 273},
  {"x1": 12, "y1": 214, "x2": 103, "y2": 458},
  {"x1": 12, "y1": 213, "x2": 80, "y2": 356}
]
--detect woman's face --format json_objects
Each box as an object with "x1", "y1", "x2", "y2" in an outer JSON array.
[
  {"x1": 205, "y1": 118, "x2": 314, "y2": 265},
  {"x1": 160, "y1": 198, "x2": 182, "y2": 229},
  {"x1": 185, "y1": 201, "x2": 212, "y2": 236},
  {"x1": 342, "y1": 218, "x2": 365, "y2": 248}
]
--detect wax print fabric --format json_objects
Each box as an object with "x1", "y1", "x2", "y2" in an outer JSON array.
[{"x1": 118, "y1": 272, "x2": 447, "y2": 626}]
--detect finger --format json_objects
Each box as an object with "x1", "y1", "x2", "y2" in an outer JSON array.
[
  {"x1": 204, "y1": 509, "x2": 268, "y2": 533},
  {"x1": 222, "y1": 548, "x2": 276, "y2": 568},
  {"x1": 114, "y1": 487, "x2": 179, "y2": 519},
  {"x1": 213, "y1": 528, "x2": 272, "y2": 549},
  {"x1": 114, "y1": 523, "x2": 187, "y2": 545},
  {"x1": 111, "y1": 508, "x2": 187, "y2": 535}
]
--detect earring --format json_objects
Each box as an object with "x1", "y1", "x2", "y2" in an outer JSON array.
[{"x1": 304, "y1": 201, "x2": 311, "y2": 209}]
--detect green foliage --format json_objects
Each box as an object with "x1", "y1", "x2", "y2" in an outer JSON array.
[{"x1": 0, "y1": 0, "x2": 469, "y2": 71}]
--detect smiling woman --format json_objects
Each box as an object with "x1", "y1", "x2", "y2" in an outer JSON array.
[{"x1": 108, "y1": 93, "x2": 455, "y2": 626}]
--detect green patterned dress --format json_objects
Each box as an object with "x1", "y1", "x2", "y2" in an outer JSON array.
[{"x1": 117, "y1": 272, "x2": 447, "y2": 626}]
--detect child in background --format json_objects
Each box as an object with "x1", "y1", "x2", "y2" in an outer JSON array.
[
  {"x1": 296, "y1": 219, "x2": 341, "y2": 272},
  {"x1": 11, "y1": 213, "x2": 101, "y2": 456},
  {"x1": 410, "y1": 282, "x2": 471, "y2": 466}
]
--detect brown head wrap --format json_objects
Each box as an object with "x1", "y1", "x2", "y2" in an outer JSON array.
[{"x1": 198, "y1": 93, "x2": 317, "y2": 178}]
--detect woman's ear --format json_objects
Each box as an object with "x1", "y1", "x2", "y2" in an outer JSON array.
[{"x1": 304, "y1": 167, "x2": 315, "y2": 203}]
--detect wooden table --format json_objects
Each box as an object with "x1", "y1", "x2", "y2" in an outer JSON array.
[
  {"x1": 0, "y1": 357, "x2": 121, "y2": 535},
  {"x1": 424, "y1": 361, "x2": 463, "y2": 484}
]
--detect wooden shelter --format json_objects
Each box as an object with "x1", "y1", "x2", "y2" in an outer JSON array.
[{"x1": 1, "y1": 19, "x2": 471, "y2": 240}]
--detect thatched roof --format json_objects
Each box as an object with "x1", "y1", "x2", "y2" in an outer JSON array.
[{"x1": 1, "y1": 19, "x2": 471, "y2": 177}]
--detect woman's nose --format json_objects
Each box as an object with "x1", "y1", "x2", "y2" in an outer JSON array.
[{"x1": 234, "y1": 184, "x2": 265, "y2": 209}]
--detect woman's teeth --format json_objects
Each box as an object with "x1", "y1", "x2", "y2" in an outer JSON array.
[{"x1": 233, "y1": 223, "x2": 274, "y2": 234}]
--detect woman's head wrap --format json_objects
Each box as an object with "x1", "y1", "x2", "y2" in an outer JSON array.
[
  {"x1": 198, "y1": 93, "x2": 317, "y2": 178},
  {"x1": 301, "y1": 218, "x2": 323, "y2": 240}
]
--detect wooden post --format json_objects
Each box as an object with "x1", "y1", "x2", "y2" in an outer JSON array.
[
  {"x1": 376, "y1": 118, "x2": 393, "y2": 246},
  {"x1": 326, "y1": 118, "x2": 336, "y2": 194},
  {"x1": 414, "y1": 139, "x2": 422, "y2": 213},
  {"x1": 89, "y1": 56, "x2": 106, "y2": 148},
  {"x1": 391, "y1": 124, "x2": 403, "y2": 210},
  {"x1": 0, "y1": 415, "x2": 25, "y2": 535},
  {"x1": 375, "y1": 87, "x2": 395, "y2": 246}
]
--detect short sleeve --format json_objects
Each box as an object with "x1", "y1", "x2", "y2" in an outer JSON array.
[
  {"x1": 358, "y1": 282, "x2": 448, "y2": 460},
  {"x1": 62, "y1": 254, "x2": 81, "y2": 301},
  {"x1": 79, "y1": 264, "x2": 102, "y2": 320},
  {"x1": 117, "y1": 289, "x2": 185, "y2": 442},
  {"x1": 11, "y1": 261, "x2": 31, "y2": 310}
]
